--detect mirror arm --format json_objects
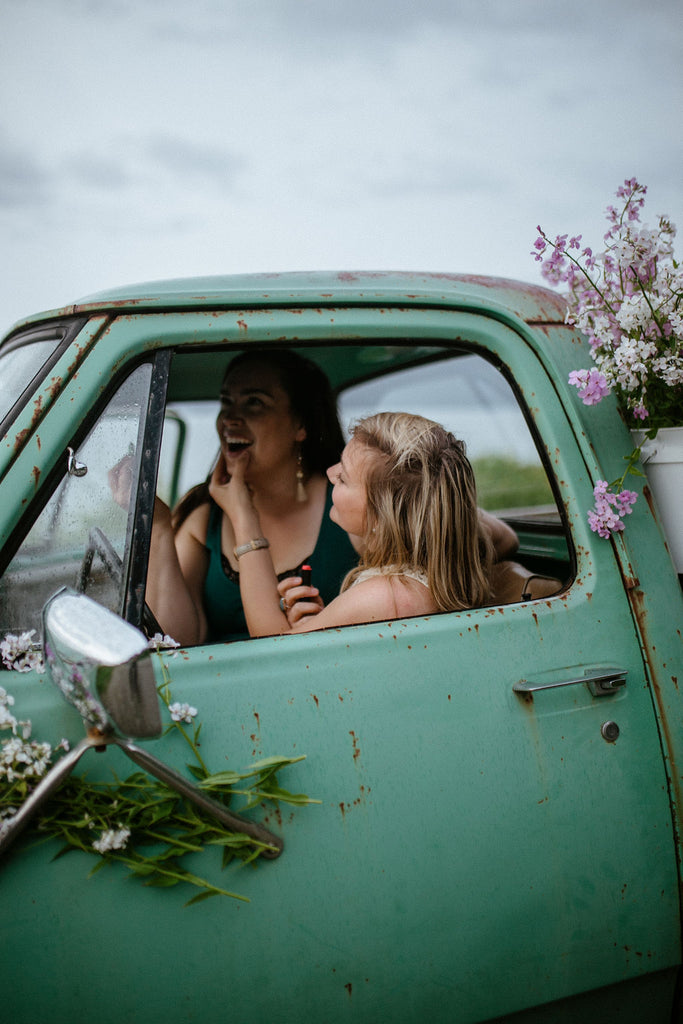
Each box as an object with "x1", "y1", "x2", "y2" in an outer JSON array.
[
  {"x1": 114, "y1": 737, "x2": 284, "y2": 858},
  {"x1": 0, "y1": 730, "x2": 105, "y2": 856}
]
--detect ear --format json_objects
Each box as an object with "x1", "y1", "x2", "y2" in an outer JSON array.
[{"x1": 295, "y1": 425, "x2": 307, "y2": 443}]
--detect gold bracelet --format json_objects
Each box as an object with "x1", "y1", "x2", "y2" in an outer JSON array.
[{"x1": 233, "y1": 537, "x2": 270, "y2": 559}]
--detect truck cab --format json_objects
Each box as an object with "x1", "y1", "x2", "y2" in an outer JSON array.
[{"x1": 1, "y1": 272, "x2": 682, "y2": 1024}]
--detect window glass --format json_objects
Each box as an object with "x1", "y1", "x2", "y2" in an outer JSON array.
[
  {"x1": 0, "y1": 364, "x2": 152, "y2": 638},
  {"x1": 157, "y1": 401, "x2": 218, "y2": 506},
  {"x1": 0, "y1": 341, "x2": 58, "y2": 424},
  {"x1": 339, "y1": 353, "x2": 557, "y2": 518}
]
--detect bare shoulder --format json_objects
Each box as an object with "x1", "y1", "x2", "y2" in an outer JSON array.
[
  {"x1": 176, "y1": 502, "x2": 211, "y2": 547},
  {"x1": 295, "y1": 574, "x2": 434, "y2": 632}
]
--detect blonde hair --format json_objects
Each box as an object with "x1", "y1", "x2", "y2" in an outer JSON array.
[{"x1": 341, "y1": 412, "x2": 491, "y2": 611}]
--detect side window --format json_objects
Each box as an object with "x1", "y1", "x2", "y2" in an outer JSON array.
[
  {"x1": 157, "y1": 401, "x2": 218, "y2": 507},
  {"x1": 0, "y1": 364, "x2": 153, "y2": 637},
  {"x1": 339, "y1": 353, "x2": 570, "y2": 594}
]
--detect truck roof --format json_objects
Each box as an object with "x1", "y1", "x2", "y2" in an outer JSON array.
[{"x1": 8, "y1": 271, "x2": 568, "y2": 332}]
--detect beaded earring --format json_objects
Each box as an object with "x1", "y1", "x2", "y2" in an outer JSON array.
[{"x1": 296, "y1": 451, "x2": 307, "y2": 502}]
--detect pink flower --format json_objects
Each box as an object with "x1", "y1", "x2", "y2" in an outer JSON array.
[
  {"x1": 568, "y1": 368, "x2": 610, "y2": 405},
  {"x1": 632, "y1": 404, "x2": 649, "y2": 420},
  {"x1": 587, "y1": 481, "x2": 638, "y2": 539}
]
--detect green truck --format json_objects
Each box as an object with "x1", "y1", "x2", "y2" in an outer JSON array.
[{"x1": 1, "y1": 272, "x2": 681, "y2": 1023}]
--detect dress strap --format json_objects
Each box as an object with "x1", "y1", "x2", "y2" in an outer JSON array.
[{"x1": 351, "y1": 566, "x2": 429, "y2": 589}]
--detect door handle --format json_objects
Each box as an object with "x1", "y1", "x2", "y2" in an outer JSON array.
[{"x1": 513, "y1": 666, "x2": 627, "y2": 697}]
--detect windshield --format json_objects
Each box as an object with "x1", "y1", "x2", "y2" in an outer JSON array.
[
  {"x1": 0, "y1": 319, "x2": 86, "y2": 432},
  {"x1": 0, "y1": 342, "x2": 58, "y2": 423}
]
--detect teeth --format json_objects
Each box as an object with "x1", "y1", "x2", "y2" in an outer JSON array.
[{"x1": 225, "y1": 436, "x2": 252, "y2": 453}]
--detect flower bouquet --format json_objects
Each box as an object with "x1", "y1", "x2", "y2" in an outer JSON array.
[{"x1": 532, "y1": 179, "x2": 683, "y2": 554}]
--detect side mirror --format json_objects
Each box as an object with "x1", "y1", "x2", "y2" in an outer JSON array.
[
  {"x1": 42, "y1": 588, "x2": 162, "y2": 739},
  {"x1": 1, "y1": 589, "x2": 283, "y2": 859}
]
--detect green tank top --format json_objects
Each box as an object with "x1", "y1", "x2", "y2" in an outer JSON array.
[{"x1": 202, "y1": 485, "x2": 358, "y2": 642}]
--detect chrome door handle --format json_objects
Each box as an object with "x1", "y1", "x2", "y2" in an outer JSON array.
[{"x1": 513, "y1": 666, "x2": 627, "y2": 697}]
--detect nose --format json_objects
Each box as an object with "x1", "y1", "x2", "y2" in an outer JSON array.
[
  {"x1": 217, "y1": 405, "x2": 243, "y2": 428},
  {"x1": 326, "y1": 463, "x2": 339, "y2": 483}
]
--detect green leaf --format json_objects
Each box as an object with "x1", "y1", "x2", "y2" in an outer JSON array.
[{"x1": 183, "y1": 890, "x2": 218, "y2": 907}]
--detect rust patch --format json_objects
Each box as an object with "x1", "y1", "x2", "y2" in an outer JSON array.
[
  {"x1": 253, "y1": 711, "x2": 260, "y2": 731},
  {"x1": 643, "y1": 484, "x2": 657, "y2": 518},
  {"x1": 237, "y1": 319, "x2": 247, "y2": 331},
  {"x1": 349, "y1": 731, "x2": 360, "y2": 760},
  {"x1": 345, "y1": 983, "x2": 352, "y2": 998},
  {"x1": 36, "y1": 434, "x2": 41, "y2": 451},
  {"x1": 13, "y1": 427, "x2": 30, "y2": 452},
  {"x1": 311, "y1": 694, "x2": 319, "y2": 707},
  {"x1": 32, "y1": 465, "x2": 40, "y2": 488},
  {"x1": 629, "y1": 585, "x2": 683, "y2": 891},
  {"x1": 31, "y1": 394, "x2": 43, "y2": 423}
]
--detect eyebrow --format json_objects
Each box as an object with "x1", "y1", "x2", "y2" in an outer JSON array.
[{"x1": 220, "y1": 386, "x2": 274, "y2": 399}]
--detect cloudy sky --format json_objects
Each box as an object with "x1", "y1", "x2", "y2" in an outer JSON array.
[{"x1": 1, "y1": 0, "x2": 681, "y2": 334}]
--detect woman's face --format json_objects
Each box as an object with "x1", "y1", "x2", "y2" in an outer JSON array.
[
  {"x1": 327, "y1": 438, "x2": 374, "y2": 537},
  {"x1": 216, "y1": 362, "x2": 305, "y2": 479}
]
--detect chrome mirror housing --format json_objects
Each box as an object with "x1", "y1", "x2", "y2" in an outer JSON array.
[{"x1": 42, "y1": 588, "x2": 162, "y2": 739}]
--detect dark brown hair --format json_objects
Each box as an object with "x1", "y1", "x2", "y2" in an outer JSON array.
[{"x1": 173, "y1": 350, "x2": 344, "y2": 529}]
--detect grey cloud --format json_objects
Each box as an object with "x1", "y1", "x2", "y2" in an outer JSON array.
[
  {"x1": 63, "y1": 156, "x2": 131, "y2": 190},
  {"x1": 150, "y1": 0, "x2": 683, "y2": 47},
  {"x1": 144, "y1": 135, "x2": 245, "y2": 187},
  {"x1": 0, "y1": 143, "x2": 51, "y2": 209},
  {"x1": 367, "y1": 161, "x2": 505, "y2": 199}
]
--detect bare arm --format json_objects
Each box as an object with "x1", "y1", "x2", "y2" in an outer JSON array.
[
  {"x1": 210, "y1": 457, "x2": 403, "y2": 637},
  {"x1": 144, "y1": 499, "x2": 208, "y2": 646},
  {"x1": 479, "y1": 510, "x2": 519, "y2": 560}
]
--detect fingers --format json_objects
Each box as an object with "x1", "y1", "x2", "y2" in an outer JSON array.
[
  {"x1": 277, "y1": 577, "x2": 322, "y2": 623},
  {"x1": 210, "y1": 458, "x2": 229, "y2": 487},
  {"x1": 108, "y1": 456, "x2": 134, "y2": 509},
  {"x1": 286, "y1": 598, "x2": 324, "y2": 624}
]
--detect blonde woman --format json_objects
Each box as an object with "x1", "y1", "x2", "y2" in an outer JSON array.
[{"x1": 215, "y1": 412, "x2": 492, "y2": 636}]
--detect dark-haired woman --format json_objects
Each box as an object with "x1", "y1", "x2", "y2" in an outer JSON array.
[{"x1": 144, "y1": 351, "x2": 358, "y2": 645}]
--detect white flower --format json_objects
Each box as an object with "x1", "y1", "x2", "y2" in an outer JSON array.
[
  {"x1": 148, "y1": 633, "x2": 180, "y2": 650},
  {"x1": 0, "y1": 631, "x2": 45, "y2": 673},
  {"x1": 0, "y1": 807, "x2": 18, "y2": 835},
  {"x1": 0, "y1": 736, "x2": 54, "y2": 781},
  {"x1": 0, "y1": 705, "x2": 18, "y2": 733},
  {"x1": 92, "y1": 826, "x2": 131, "y2": 854},
  {"x1": 168, "y1": 701, "x2": 198, "y2": 724}
]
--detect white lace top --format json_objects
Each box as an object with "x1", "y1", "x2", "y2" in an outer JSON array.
[{"x1": 350, "y1": 565, "x2": 429, "y2": 589}]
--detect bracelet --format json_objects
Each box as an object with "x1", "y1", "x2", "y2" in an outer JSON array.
[{"x1": 233, "y1": 537, "x2": 270, "y2": 559}]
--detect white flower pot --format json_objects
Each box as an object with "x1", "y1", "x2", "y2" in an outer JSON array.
[{"x1": 632, "y1": 426, "x2": 683, "y2": 572}]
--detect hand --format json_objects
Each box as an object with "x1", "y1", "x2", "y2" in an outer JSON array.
[
  {"x1": 108, "y1": 454, "x2": 135, "y2": 510},
  {"x1": 277, "y1": 576, "x2": 324, "y2": 626},
  {"x1": 208, "y1": 453, "x2": 255, "y2": 522}
]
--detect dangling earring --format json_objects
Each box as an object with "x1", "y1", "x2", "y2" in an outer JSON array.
[{"x1": 296, "y1": 451, "x2": 307, "y2": 503}]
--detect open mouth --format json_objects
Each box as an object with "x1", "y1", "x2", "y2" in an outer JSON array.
[{"x1": 225, "y1": 437, "x2": 252, "y2": 455}]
